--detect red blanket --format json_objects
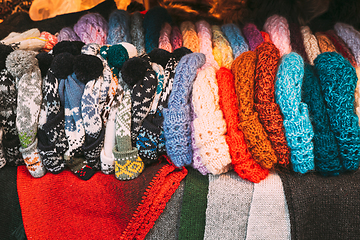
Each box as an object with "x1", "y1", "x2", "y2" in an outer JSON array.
[{"x1": 17, "y1": 158, "x2": 187, "y2": 240}]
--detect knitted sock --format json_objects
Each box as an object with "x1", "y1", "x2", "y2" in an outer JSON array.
[
  {"x1": 73, "y1": 13, "x2": 108, "y2": 45},
  {"x1": 181, "y1": 21, "x2": 200, "y2": 53},
  {"x1": 170, "y1": 26, "x2": 183, "y2": 50},
  {"x1": 57, "y1": 27, "x2": 81, "y2": 42},
  {"x1": 254, "y1": 42, "x2": 291, "y2": 169},
  {"x1": 203, "y1": 172, "x2": 254, "y2": 240},
  {"x1": 316, "y1": 32, "x2": 337, "y2": 53},
  {"x1": 159, "y1": 22, "x2": 172, "y2": 52},
  {"x1": 130, "y1": 12, "x2": 146, "y2": 56},
  {"x1": 314, "y1": 52, "x2": 360, "y2": 171},
  {"x1": 289, "y1": 23, "x2": 309, "y2": 63},
  {"x1": 113, "y1": 90, "x2": 144, "y2": 180},
  {"x1": 196, "y1": 20, "x2": 219, "y2": 70},
  {"x1": 221, "y1": 23, "x2": 249, "y2": 59},
  {"x1": 212, "y1": 25, "x2": 234, "y2": 69},
  {"x1": 0, "y1": 128, "x2": 5, "y2": 168},
  {"x1": 263, "y1": 15, "x2": 292, "y2": 57},
  {"x1": 216, "y1": 67, "x2": 269, "y2": 183},
  {"x1": 107, "y1": 10, "x2": 132, "y2": 45},
  {"x1": 301, "y1": 26, "x2": 321, "y2": 65},
  {"x1": 302, "y1": 63, "x2": 342, "y2": 175},
  {"x1": 232, "y1": 51, "x2": 278, "y2": 170},
  {"x1": 245, "y1": 172, "x2": 291, "y2": 240},
  {"x1": 6, "y1": 50, "x2": 45, "y2": 177},
  {"x1": 275, "y1": 52, "x2": 315, "y2": 173},
  {"x1": 242, "y1": 23, "x2": 264, "y2": 51},
  {"x1": 163, "y1": 53, "x2": 205, "y2": 167}
]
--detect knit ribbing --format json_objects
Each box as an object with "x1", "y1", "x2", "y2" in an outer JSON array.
[
  {"x1": 232, "y1": 51, "x2": 278, "y2": 170},
  {"x1": 221, "y1": 23, "x2": 249, "y2": 59},
  {"x1": 314, "y1": 52, "x2": 360, "y2": 171},
  {"x1": 170, "y1": 26, "x2": 183, "y2": 50},
  {"x1": 254, "y1": 42, "x2": 290, "y2": 169},
  {"x1": 196, "y1": 20, "x2": 219, "y2": 70},
  {"x1": 275, "y1": 52, "x2": 314, "y2": 174},
  {"x1": 216, "y1": 67, "x2": 269, "y2": 183},
  {"x1": 316, "y1": 32, "x2": 337, "y2": 53},
  {"x1": 302, "y1": 63, "x2": 342, "y2": 175},
  {"x1": 107, "y1": 10, "x2": 132, "y2": 45},
  {"x1": 180, "y1": 21, "x2": 200, "y2": 53},
  {"x1": 301, "y1": 26, "x2": 321, "y2": 65},
  {"x1": 130, "y1": 12, "x2": 146, "y2": 56},
  {"x1": 289, "y1": 23, "x2": 309, "y2": 63},
  {"x1": 263, "y1": 15, "x2": 292, "y2": 57},
  {"x1": 242, "y1": 23, "x2": 264, "y2": 51},
  {"x1": 159, "y1": 22, "x2": 172, "y2": 52},
  {"x1": 212, "y1": 25, "x2": 234, "y2": 69}
]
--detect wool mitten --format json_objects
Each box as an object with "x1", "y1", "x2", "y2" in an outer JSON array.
[
  {"x1": 196, "y1": 20, "x2": 219, "y2": 70},
  {"x1": 170, "y1": 26, "x2": 183, "y2": 50},
  {"x1": 232, "y1": 51, "x2": 278, "y2": 170},
  {"x1": 301, "y1": 26, "x2": 321, "y2": 65},
  {"x1": 73, "y1": 13, "x2": 108, "y2": 45},
  {"x1": 212, "y1": 25, "x2": 234, "y2": 69},
  {"x1": 57, "y1": 27, "x2": 81, "y2": 42},
  {"x1": 107, "y1": 10, "x2": 132, "y2": 45},
  {"x1": 6, "y1": 50, "x2": 46, "y2": 177},
  {"x1": 163, "y1": 53, "x2": 205, "y2": 167},
  {"x1": 40, "y1": 31, "x2": 58, "y2": 52},
  {"x1": 314, "y1": 52, "x2": 360, "y2": 171},
  {"x1": 242, "y1": 23, "x2": 264, "y2": 51},
  {"x1": 130, "y1": 12, "x2": 146, "y2": 56},
  {"x1": 316, "y1": 32, "x2": 337, "y2": 53},
  {"x1": 275, "y1": 52, "x2": 314, "y2": 174},
  {"x1": 221, "y1": 23, "x2": 249, "y2": 59},
  {"x1": 159, "y1": 22, "x2": 172, "y2": 52},
  {"x1": 181, "y1": 21, "x2": 200, "y2": 53},
  {"x1": 113, "y1": 90, "x2": 144, "y2": 180}
]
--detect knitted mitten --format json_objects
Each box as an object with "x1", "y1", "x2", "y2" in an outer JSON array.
[
  {"x1": 40, "y1": 31, "x2": 58, "y2": 52},
  {"x1": 325, "y1": 30, "x2": 357, "y2": 67},
  {"x1": 130, "y1": 12, "x2": 146, "y2": 56},
  {"x1": 275, "y1": 52, "x2": 315, "y2": 174},
  {"x1": 181, "y1": 21, "x2": 200, "y2": 53},
  {"x1": 232, "y1": 51, "x2": 278, "y2": 170},
  {"x1": 301, "y1": 26, "x2": 321, "y2": 65},
  {"x1": 196, "y1": 20, "x2": 219, "y2": 70},
  {"x1": 159, "y1": 22, "x2": 172, "y2": 52},
  {"x1": 242, "y1": 23, "x2": 264, "y2": 51},
  {"x1": 314, "y1": 52, "x2": 360, "y2": 171},
  {"x1": 73, "y1": 13, "x2": 108, "y2": 45},
  {"x1": 170, "y1": 26, "x2": 183, "y2": 50},
  {"x1": 107, "y1": 10, "x2": 132, "y2": 45},
  {"x1": 254, "y1": 42, "x2": 290, "y2": 169},
  {"x1": 315, "y1": 32, "x2": 337, "y2": 53},
  {"x1": 113, "y1": 90, "x2": 144, "y2": 180},
  {"x1": 302, "y1": 63, "x2": 342, "y2": 175},
  {"x1": 163, "y1": 53, "x2": 205, "y2": 167},
  {"x1": 212, "y1": 25, "x2": 234, "y2": 69},
  {"x1": 6, "y1": 50, "x2": 46, "y2": 178},
  {"x1": 216, "y1": 67, "x2": 269, "y2": 183},
  {"x1": 289, "y1": 23, "x2": 309, "y2": 63},
  {"x1": 192, "y1": 66, "x2": 232, "y2": 174},
  {"x1": 57, "y1": 27, "x2": 81, "y2": 42},
  {"x1": 221, "y1": 23, "x2": 249, "y2": 59},
  {"x1": 263, "y1": 15, "x2": 292, "y2": 57}
]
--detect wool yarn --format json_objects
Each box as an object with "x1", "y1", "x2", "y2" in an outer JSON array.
[
  {"x1": 212, "y1": 25, "x2": 234, "y2": 69},
  {"x1": 143, "y1": 6, "x2": 172, "y2": 53},
  {"x1": 263, "y1": 15, "x2": 292, "y2": 57},
  {"x1": 289, "y1": 23, "x2": 309, "y2": 63},
  {"x1": 163, "y1": 53, "x2": 205, "y2": 167},
  {"x1": 196, "y1": 20, "x2": 219, "y2": 70},
  {"x1": 73, "y1": 13, "x2": 108, "y2": 45},
  {"x1": 57, "y1": 27, "x2": 81, "y2": 42},
  {"x1": 301, "y1": 26, "x2": 321, "y2": 65},
  {"x1": 192, "y1": 66, "x2": 232, "y2": 174},
  {"x1": 275, "y1": 52, "x2": 314, "y2": 174},
  {"x1": 159, "y1": 22, "x2": 172, "y2": 52},
  {"x1": 221, "y1": 23, "x2": 249, "y2": 59},
  {"x1": 6, "y1": 50, "x2": 46, "y2": 178},
  {"x1": 130, "y1": 12, "x2": 146, "y2": 56},
  {"x1": 180, "y1": 21, "x2": 200, "y2": 53},
  {"x1": 170, "y1": 26, "x2": 183, "y2": 50},
  {"x1": 316, "y1": 32, "x2": 337, "y2": 53},
  {"x1": 302, "y1": 63, "x2": 342, "y2": 175},
  {"x1": 107, "y1": 10, "x2": 132, "y2": 45},
  {"x1": 232, "y1": 51, "x2": 278, "y2": 170},
  {"x1": 242, "y1": 23, "x2": 264, "y2": 51},
  {"x1": 314, "y1": 52, "x2": 360, "y2": 171},
  {"x1": 254, "y1": 42, "x2": 290, "y2": 169}
]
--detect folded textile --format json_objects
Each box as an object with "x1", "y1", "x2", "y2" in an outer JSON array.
[{"x1": 17, "y1": 158, "x2": 187, "y2": 240}]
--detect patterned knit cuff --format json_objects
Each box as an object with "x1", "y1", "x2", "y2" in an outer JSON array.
[
  {"x1": 41, "y1": 109, "x2": 67, "y2": 148},
  {"x1": 3, "y1": 134, "x2": 23, "y2": 166},
  {"x1": 100, "y1": 148, "x2": 115, "y2": 175},
  {"x1": 113, "y1": 146, "x2": 144, "y2": 180},
  {"x1": 83, "y1": 127, "x2": 105, "y2": 170},
  {"x1": 19, "y1": 139, "x2": 46, "y2": 178},
  {"x1": 136, "y1": 118, "x2": 160, "y2": 166}
]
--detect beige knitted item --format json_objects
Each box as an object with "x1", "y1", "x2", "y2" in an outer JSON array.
[
  {"x1": 181, "y1": 21, "x2": 200, "y2": 53},
  {"x1": 301, "y1": 26, "x2": 321, "y2": 65}
]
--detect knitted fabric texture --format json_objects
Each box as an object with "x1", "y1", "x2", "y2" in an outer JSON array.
[
  {"x1": 107, "y1": 10, "x2": 132, "y2": 45},
  {"x1": 196, "y1": 20, "x2": 219, "y2": 70},
  {"x1": 159, "y1": 22, "x2": 172, "y2": 53},
  {"x1": 170, "y1": 26, "x2": 183, "y2": 50},
  {"x1": 143, "y1": 6, "x2": 172, "y2": 53},
  {"x1": 289, "y1": 23, "x2": 309, "y2": 63},
  {"x1": 192, "y1": 66, "x2": 232, "y2": 174},
  {"x1": 301, "y1": 26, "x2": 321, "y2": 65},
  {"x1": 316, "y1": 32, "x2": 337, "y2": 53},
  {"x1": 314, "y1": 52, "x2": 360, "y2": 171},
  {"x1": 221, "y1": 23, "x2": 249, "y2": 59},
  {"x1": 216, "y1": 67, "x2": 269, "y2": 183},
  {"x1": 40, "y1": 32, "x2": 58, "y2": 52},
  {"x1": 180, "y1": 21, "x2": 200, "y2": 53},
  {"x1": 163, "y1": 53, "x2": 205, "y2": 167},
  {"x1": 6, "y1": 50, "x2": 45, "y2": 178},
  {"x1": 334, "y1": 23, "x2": 360, "y2": 65},
  {"x1": 57, "y1": 27, "x2": 81, "y2": 42},
  {"x1": 242, "y1": 23, "x2": 264, "y2": 51},
  {"x1": 130, "y1": 12, "x2": 146, "y2": 56},
  {"x1": 302, "y1": 63, "x2": 342, "y2": 175},
  {"x1": 263, "y1": 15, "x2": 292, "y2": 57},
  {"x1": 254, "y1": 42, "x2": 290, "y2": 169},
  {"x1": 261, "y1": 31, "x2": 271, "y2": 43},
  {"x1": 275, "y1": 52, "x2": 315, "y2": 174},
  {"x1": 232, "y1": 51, "x2": 278, "y2": 170},
  {"x1": 73, "y1": 13, "x2": 108, "y2": 45},
  {"x1": 212, "y1": 25, "x2": 234, "y2": 69}
]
